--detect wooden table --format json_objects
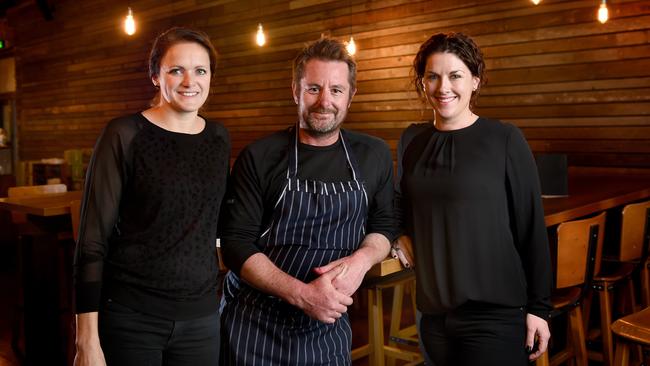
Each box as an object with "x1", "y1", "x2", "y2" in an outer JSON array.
[
  {"x1": 0, "y1": 190, "x2": 82, "y2": 216},
  {"x1": 0, "y1": 191, "x2": 81, "y2": 366},
  {"x1": 543, "y1": 174, "x2": 650, "y2": 227}
]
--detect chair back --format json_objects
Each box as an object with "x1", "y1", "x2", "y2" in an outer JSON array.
[
  {"x1": 70, "y1": 200, "x2": 81, "y2": 242},
  {"x1": 555, "y1": 212, "x2": 606, "y2": 289},
  {"x1": 618, "y1": 200, "x2": 650, "y2": 263},
  {"x1": 8, "y1": 183, "x2": 68, "y2": 223}
]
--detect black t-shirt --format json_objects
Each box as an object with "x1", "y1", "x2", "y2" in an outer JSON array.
[
  {"x1": 74, "y1": 113, "x2": 230, "y2": 320},
  {"x1": 396, "y1": 118, "x2": 552, "y2": 318},
  {"x1": 220, "y1": 127, "x2": 397, "y2": 274}
]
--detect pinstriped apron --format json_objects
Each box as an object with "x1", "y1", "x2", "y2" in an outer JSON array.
[{"x1": 220, "y1": 127, "x2": 368, "y2": 365}]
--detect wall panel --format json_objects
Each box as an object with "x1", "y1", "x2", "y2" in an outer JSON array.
[{"x1": 5, "y1": 0, "x2": 650, "y2": 168}]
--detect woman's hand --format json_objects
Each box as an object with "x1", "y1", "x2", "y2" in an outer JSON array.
[
  {"x1": 392, "y1": 235, "x2": 415, "y2": 268},
  {"x1": 526, "y1": 313, "x2": 550, "y2": 361},
  {"x1": 74, "y1": 313, "x2": 107, "y2": 366},
  {"x1": 74, "y1": 342, "x2": 107, "y2": 366}
]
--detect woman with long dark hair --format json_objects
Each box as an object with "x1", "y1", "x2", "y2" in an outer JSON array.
[{"x1": 394, "y1": 32, "x2": 552, "y2": 365}]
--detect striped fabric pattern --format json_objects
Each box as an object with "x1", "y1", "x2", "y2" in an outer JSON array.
[{"x1": 221, "y1": 129, "x2": 368, "y2": 365}]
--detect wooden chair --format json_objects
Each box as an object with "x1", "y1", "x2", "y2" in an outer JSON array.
[
  {"x1": 537, "y1": 212, "x2": 605, "y2": 366},
  {"x1": 611, "y1": 306, "x2": 650, "y2": 366},
  {"x1": 586, "y1": 200, "x2": 650, "y2": 366},
  {"x1": 621, "y1": 201, "x2": 650, "y2": 308}
]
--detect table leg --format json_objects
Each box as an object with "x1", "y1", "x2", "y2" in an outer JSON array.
[{"x1": 21, "y1": 230, "x2": 66, "y2": 366}]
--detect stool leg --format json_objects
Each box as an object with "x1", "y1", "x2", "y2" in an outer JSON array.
[
  {"x1": 536, "y1": 351, "x2": 550, "y2": 366},
  {"x1": 569, "y1": 306, "x2": 589, "y2": 366},
  {"x1": 599, "y1": 287, "x2": 615, "y2": 366},
  {"x1": 582, "y1": 290, "x2": 594, "y2": 335},
  {"x1": 625, "y1": 277, "x2": 638, "y2": 314},
  {"x1": 369, "y1": 288, "x2": 385, "y2": 366},
  {"x1": 613, "y1": 339, "x2": 630, "y2": 366},
  {"x1": 642, "y1": 264, "x2": 650, "y2": 308},
  {"x1": 409, "y1": 280, "x2": 417, "y2": 320},
  {"x1": 387, "y1": 284, "x2": 405, "y2": 366}
]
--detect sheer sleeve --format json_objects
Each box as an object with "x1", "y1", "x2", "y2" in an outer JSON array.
[
  {"x1": 73, "y1": 117, "x2": 138, "y2": 313},
  {"x1": 505, "y1": 125, "x2": 552, "y2": 319}
]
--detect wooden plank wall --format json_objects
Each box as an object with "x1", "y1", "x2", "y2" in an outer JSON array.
[{"x1": 6, "y1": 0, "x2": 650, "y2": 168}]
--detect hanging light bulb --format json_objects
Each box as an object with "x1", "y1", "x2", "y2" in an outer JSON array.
[
  {"x1": 597, "y1": 0, "x2": 609, "y2": 23},
  {"x1": 124, "y1": 7, "x2": 136, "y2": 36},
  {"x1": 346, "y1": 36, "x2": 356, "y2": 56},
  {"x1": 531, "y1": 0, "x2": 541, "y2": 5},
  {"x1": 256, "y1": 23, "x2": 266, "y2": 46}
]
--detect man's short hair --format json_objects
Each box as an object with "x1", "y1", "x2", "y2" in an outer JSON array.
[{"x1": 292, "y1": 38, "x2": 357, "y2": 91}]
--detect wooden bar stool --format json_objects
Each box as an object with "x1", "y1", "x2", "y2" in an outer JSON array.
[
  {"x1": 611, "y1": 306, "x2": 650, "y2": 366},
  {"x1": 351, "y1": 269, "x2": 423, "y2": 366},
  {"x1": 385, "y1": 277, "x2": 420, "y2": 366},
  {"x1": 537, "y1": 211, "x2": 605, "y2": 366},
  {"x1": 586, "y1": 200, "x2": 650, "y2": 366}
]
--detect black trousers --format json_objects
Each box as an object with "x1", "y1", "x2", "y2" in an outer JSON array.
[
  {"x1": 419, "y1": 301, "x2": 528, "y2": 366},
  {"x1": 99, "y1": 299, "x2": 220, "y2": 366}
]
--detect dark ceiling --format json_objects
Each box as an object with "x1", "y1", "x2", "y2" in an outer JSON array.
[
  {"x1": 0, "y1": 0, "x2": 20, "y2": 18},
  {"x1": 0, "y1": 0, "x2": 53, "y2": 20}
]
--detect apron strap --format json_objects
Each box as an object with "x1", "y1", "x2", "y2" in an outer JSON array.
[
  {"x1": 287, "y1": 124, "x2": 299, "y2": 179},
  {"x1": 288, "y1": 125, "x2": 363, "y2": 183}
]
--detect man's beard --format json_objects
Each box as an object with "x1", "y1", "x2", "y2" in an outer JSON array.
[{"x1": 302, "y1": 107, "x2": 345, "y2": 136}]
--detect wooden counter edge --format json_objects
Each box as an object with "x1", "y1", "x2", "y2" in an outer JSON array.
[{"x1": 366, "y1": 257, "x2": 404, "y2": 279}]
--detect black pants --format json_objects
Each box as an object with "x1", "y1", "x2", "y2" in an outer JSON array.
[
  {"x1": 419, "y1": 301, "x2": 528, "y2": 366},
  {"x1": 99, "y1": 299, "x2": 220, "y2": 366}
]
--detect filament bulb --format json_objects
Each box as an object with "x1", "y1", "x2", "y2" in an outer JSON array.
[
  {"x1": 346, "y1": 36, "x2": 356, "y2": 56},
  {"x1": 124, "y1": 7, "x2": 136, "y2": 36},
  {"x1": 597, "y1": 2, "x2": 609, "y2": 24},
  {"x1": 256, "y1": 23, "x2": 266, "y2": 46}
]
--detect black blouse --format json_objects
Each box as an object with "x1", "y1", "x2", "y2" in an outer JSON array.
[
  {"x1": 73, "y1": 113, "x2": 230, "y2": 320},
  {"x1": 396, "y1": 118, "x2": 552, "y2": 318}
]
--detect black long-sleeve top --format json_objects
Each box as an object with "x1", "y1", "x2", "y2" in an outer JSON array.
[
  {"x1": 220, "y1": 127, "x2": 397, "y2": 275},
  {"x1": 73, "y1": 113, "x2": 230, "y2": 320},
  {"x1": 396, "y1": 118, "x2": 552, "y2": 319}
]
